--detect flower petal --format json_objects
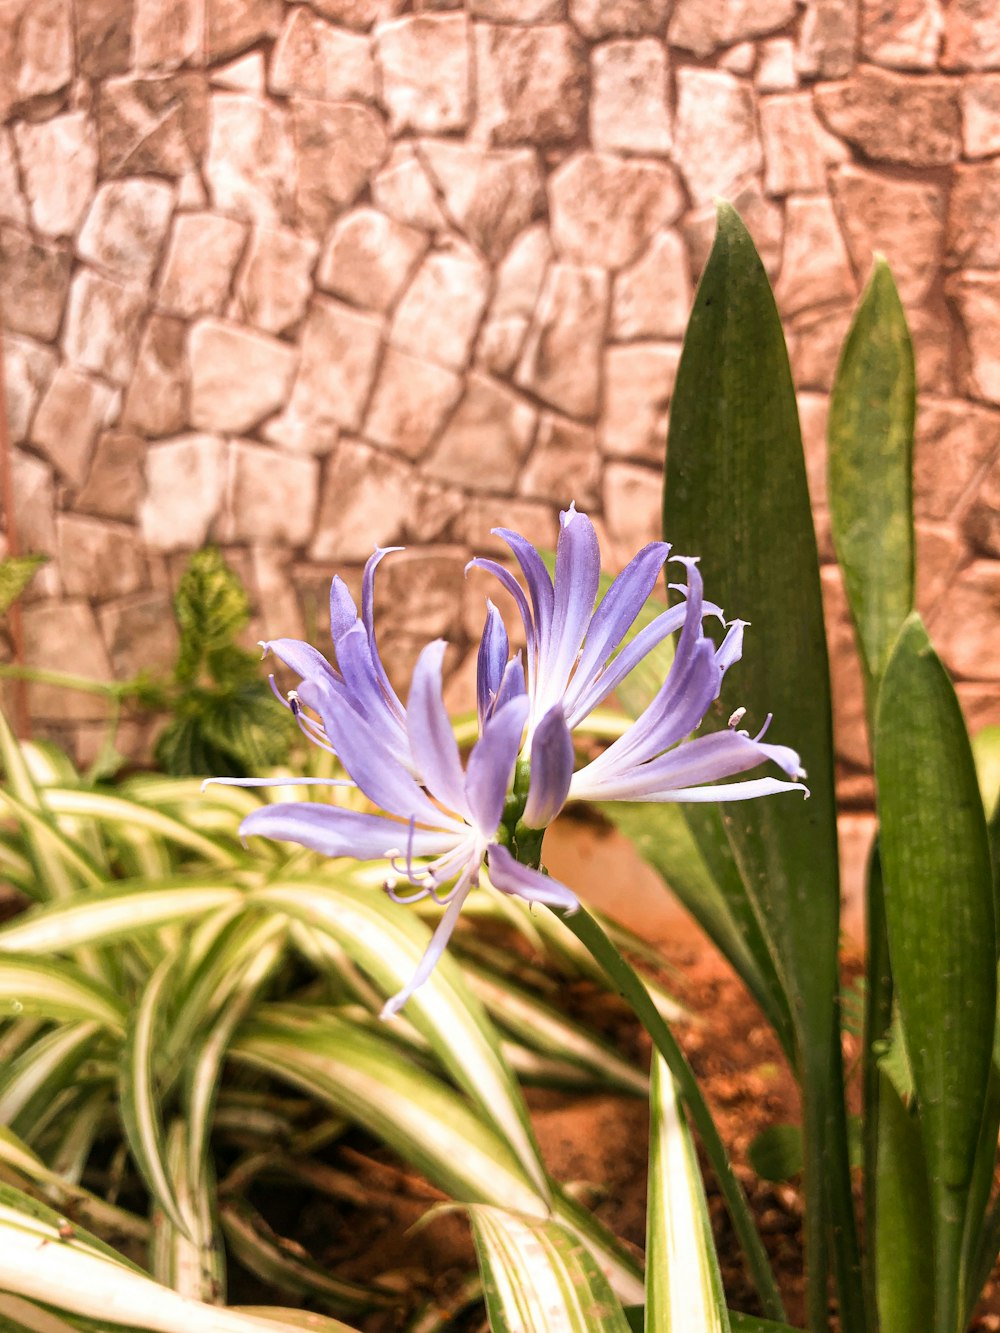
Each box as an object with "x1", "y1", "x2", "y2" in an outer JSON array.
[
  {"x1": 540, "y1": 507, "x2": 601, "y2": 711},
  {"x1": 240, "y1": 803, "x2": 457, "y2": 860},
  {"x1": 464, "y1": 694, "x2": 528, "y2": 835},
  {"x1": 565, "y1": 602, "x2": 687, "y2": 726},
  {"x1": 494, "y1": 653, "x2": 527, "y2": 713},
  {"x1": 329, "y1": 576, "x2": 359, "y2": 643},
  {"x1": 522, "y1": 704, "x2": 574, "y2": 828},
  {"x1": 361, "y1": 547, "x2": 406, "y2": 721},
  {"x1": 263, "y1": 638, "x2": 339, "y2": 685},
  {"x1": 381, "y1": 878, "x2": 474, "y2": 1018},
  {"x1": 467, "y1": 557, "x2": 538, "y2": 684},
  {"x1": 407, "y1": 640, "x2": 469, "y2": 818},
  {"x1": 332, "y1": 624, "x2": 410, "y2": 765},
  {"x1": 486, "y1": 843, "x2": 579, "y2": 911},
  {"x1": 491, "y1": 526, "x2": 555, "y2": 658},
  {"x1": 477, "y1": 600, "x2": 510, "y2": 729}
]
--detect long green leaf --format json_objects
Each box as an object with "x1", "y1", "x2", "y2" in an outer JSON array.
[
  {"x1": 467, "y1": 1206, "x2": 631, "y2": 1333},
  {"x1": 0, "y1": 953, "x2": 126, "y2": 1030},
  {"x1": 875, "y1": 613, "x2": 997, "y2": 1333},
  {"x1": 0, "y1": 1023, "x2": 102, "y2": 1135},
  {"x1": 873, "y1": 1071, "x2": 933, "y2": 1333},
  {"x1": 663, "y1": 202, "x2": 859, "y2": 1333},
  {"x1": 41, "y1": 788, "x2": 244, "y2": 867},
  {"x1": 151, "y1": 1119, "x2": 226, "y2": 1302},
  {"x1": 646, "y1": 1053, "x2": 729, "y2": 1331}
]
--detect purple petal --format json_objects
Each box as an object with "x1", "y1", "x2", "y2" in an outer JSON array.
[
  {"x1": 716, "y1": 619, "x2": 746, "y2": 673},
  {"x1": 570, "y1": 541, "x2": 671, "y2": 703},
  {"x1": 360, "y1": 547, "x2": 406, "y2": 720},
  {"x1": 491, "y1": 527, "x2": 555, "y2": 659},
  {"x1": 381, "y1": 878, "x2": 475, "y2": 1018},
  {"x1": 332, "y1": 625, "x2": 410, "y2": 765},
  {"x1": 540, "y1": 507, "x2": 601, "y2": 710},
  {"x1": 522, "y1": 704, "x2": 574, "y2": 828},
  {"x1": 329, "y1": 576, "x2": 359, "y2": 643},
  {"x1": 241, "y1": 803, "x2": 457, "y2": 860},
  {"x1": 486, "y1": 843, "x2": 579, "y2": 911},
  {"x1": 565, "y1": 602, "x2": 688, "y2": 725},
  {"x1": 477, "y1": 601, "x2": 510, "y2": 729},
  {"x1": 494, "y1": 653, "x2": 527, "y2": 713},
  {"x1": 263, "y1": 639, "x2": 339, "y2": 686},
  {"x1": 407, "y1": 641, "x2": 469, "y2": 817},
  {"x1": 464, "y1": 694, "x2": 529, "y2": 835},
  {"x1": 467, "y1": 558, "x2": 538, "y2": 687}
]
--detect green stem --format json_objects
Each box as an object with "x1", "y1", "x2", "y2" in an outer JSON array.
[
  {"x1": 557, "y1": 903, "x2": 786, "y2": 1324},
  {"x1": 0, "y1": 663, "x2": 124, "y2": 697},
  {"x1": 862, "y1": 844, "x2": 892, "y2": 1329}
]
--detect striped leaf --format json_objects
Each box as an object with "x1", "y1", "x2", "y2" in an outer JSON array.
[
  {"x1": 0, "y1": 953, "x2": 126, "y2": 1030},
  {"x1": 41, "y1": 788, "x2": 244, "y2": 868},
  {"x1": 646, "y1": 1053, "x2": 729, "y2": 1332},
  {"x1": 151, "y1": 1119, "x2": 226, "y2": 1302},
  {"x1": 466, "y1": 1205, "x2": 631, "y2": 1333},
  {"x1": 0, "y1": 1023, "x2": 102, "y2": 1135}
]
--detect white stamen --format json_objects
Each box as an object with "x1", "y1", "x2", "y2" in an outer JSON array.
[
  {"x1": 383, "y1": 875, "x2": 398, "y2": 892},
  {"x1": 728, "y1": 707, "x2": 747, "y2": 728}
]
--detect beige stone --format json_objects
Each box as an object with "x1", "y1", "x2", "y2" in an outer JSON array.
[
  {"x1": 568, "y1": 0, "x2": 670, "y2": 40},
  {"x1": 98, "y1": 73, "x2": 207, "y2": 178},
  {"x1": 189, "y1": 320, "x2": 296, "y2": 433},
  {"x1": 264, "y1": 298, "x2": 382, "y2": 452},
  {"x1": 965, "y1": 464, "x2": 1000, "y2": 556},
  {"x1": 210, "y1": 51, "x2": 266, "y2": 93},
  {"x1": 121, "y1": 315, "x2": 188, "y2": 437},
  {"x1": 0, "y1": 129, "x2": 27, "y2": 226},
  {"x1": 292, "y1": 99, "x2": 389, "y2": 234},
  {"x1": 223, "y1": 441, "x2": 319, "y2": 546},
  {"x1": 949, "y1": 273, "x2": 1000, "y2": 404},
  {"x1": 775, "y1": 195, "x2": 856, "y2": 318},
  {"x1": 425, "y1": 373, "x2": 535, "y2": 488},
  {"x1": 31, "y1": 366, "x2": 117, "y2": 486},
  {"x1": 831, "y1": 165, "x2": 945, "y2": 307},
  {"x1": 520, "y1": 414, "x2": 600, "y2": 509},
  {"x1": 948, "y1": 162, "x2": 1000, "y2": 270},
  {"x1": 915, "y1": 522, "x2": 964, "y2": 618},
  {"x1": 78, "y1": 178, "x2": 176, "y2": 285},
  {"x1": 57, "y1": 515, "x2": 147, "y2": 599},
  {"x1": 603, "y1": 462, "x2": 661, "y2": 550},
  {"x1": 821, "y1": 565, "x2": 870, "y2": 770},
  {"x1": 14, "y1": 113, "x2": 99, "y2": 238},
  {"x1": 98, "y1": 592, "x2": 179, "y2": 679},
  {"x1": 420, "y1": 141, "x2": 544, "y2": 261},
  {"x1": 11, "y1": 450, "x2": 57, "y2": 568},
  {"x1": 133, "y1": 0, "x2": 201, "y2": 70},
  {"x1": 549, "y1": 152, "x2": 683, "y2": 270},
  {"x1": 962, "y1": 75, "x2": 1000, "y2": 157},
  {"x1": 756, "y1": 38, "x2": 798, "y2": 90},
  {"x1": 673, "y1": 69, "x2": 763, "y2": 205},
  {"x1": 157, "y1": 213, "x2": 247, "y2": 318},
  {"x1": 861, "y1": 0, "x2": 943, "y2": 69},
  {"x1": 310, "y1": 439, "x2": 414, "y2": 560},
  {"x1": 936, "y1": 562, "x2": 1000, "y2": 678},
  {"x1": 236, "y1": 226, "x2": 319, "y2": 335},
  {"x1": 600, "y1": 344, "x2": 679, "y2": 465},
  {"x1": 63, "y1": 269, "x2": 148, "y2": 385},
  {"x1": 760, "y1": 92, "x2": 846, "y2": 196},
  {"x1": 140, "y1": 434, "x2": 227, "y2": 550},
  {"x1": 22, "y1": 602, "x2": 113, "y2": 721},
  {"x1": 76, "y1": 431, "x2": 146, "y2": 521},
  {"x1": 376, "y1": 546, "x2": 467, "y2": 688},
  {"x1": 3, "y1": 334, "x2": 56, "y2": 443},
  {"x1": 249, "y1": 547, "x2": 306, "y2": 645},
  {"x1": 669, "y1": 0, "x2": 797, "y2": 57},
  {"x1": 913, "y1": 397, "x2": 1000, "y2": 521},
  {"x1": 477, "y1": 223, "x2": 551, "y2": 376},
  {"x1": 787, "y1": 303, "x2": 855, "y2": 389},
  {"x1": 270, "y1": 8, "x2": 375, "y2": 101},
  {"x1": 375, "y1": 14, "x2": 470, "y2": 133},
  {"x1": 364, "y1": 348, "x2": 464, "y2": 459},
  {"x1": 797, "y1": 0, "x2": 857, "y2": 79},
  {"x1": 205, "y1": 93, "x2": 295, "y2": 226},
  {"x1": 612, "y1": 231, "x2": 691, "y2": 341},
  {"x1": 515, "y1": 263, "x2": 608, "y2": 420},
  {"x1": 371, "y1": 142, "x2": 449, "y2": 231},
  {"x1": 317, "y1": 208, "x2": 428, "y2": 313},
  {"x1": 311, "y1": 0, "x2": 401, "y2": 26},
  {"x1": 941, "y1": 0, "x2": 1000, "y2": 71},
  {"x1": 0, "y1": 226, "x2": 72, "y2": 341},
  {"x1": 815, "y1": 69, "x2": 961, "y2": 166},
  {"x1": 404, "y1": 479, "x2": 468, "y2": 545},
  {"x1": 718, "y1": 40, "x2": 756, "y2": 73},
  {"x1": 473, "y1": 22, "x2": 586, "y2": 145},
  {"x1": 391, "y1": 249, "x2": 490, "y2": 371},
  {"x1": 76, "y1": 0, "x2": 134, "y2": 78},
  {"x1": 0, "y1": 0, "x2": 73, "y2": 119},
  {"x1": 590, "y1": 39, "x2": 671, "y2": 157},
  {"x1": 206, "y1": 0, "x2": 284, "y2": 61},
  {"x1": 462, "y1": 497, "x2": 557, "y2": 556},
  {"x1": 682, "y1": 178, "x2": 785, "y2": 282}
]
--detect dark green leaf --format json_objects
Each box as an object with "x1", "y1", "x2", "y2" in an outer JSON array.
[
  {"x1": 747, "y1": 1125, "x2": 803, "y2": 1183},
  {"x1": 0, "y1": 556, "x2": 48, "y2": 616},
  {"x1": 172, "y1": 548, "x2": 253, "y2": 685},
  {"x1": 873, "y1": 1071, "x2": 933, "y2": 1333}
]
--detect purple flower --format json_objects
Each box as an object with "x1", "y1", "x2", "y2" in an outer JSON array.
[{"x1": 472, "y1": 504, "x2": 807, "y2": 821}]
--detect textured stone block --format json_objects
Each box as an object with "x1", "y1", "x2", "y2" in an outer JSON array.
[
  {"x1": 75, "y1": 0, "x2": 134, "y2": 77},
  {"x1": 949, "y1": 273, "x2": 1000, "y2": 404},
  {"x1": 673, "y1": 69, "x2": 762, "y2": 204},
  {"x1": 311, "y1": 0, "x2": 399, "y2": 26},
  {"x1": 22, "y1": 602, "x2": 113, "y2": 721},
  {"x1": 474, "y1": 22, "x2": 586, "y2": 145},
  {"x1": 364, "y1": 348, "x2": 464, "y2": 459},
  {"x1": 965, "y1": 461, "x2": 1000, "y2": 556},
  {"x1": 947, "y1": 162, "x2": 1000, "y2": 269},
  {"x1": 421, "y1": 142, "x2": 544, "y2": 261},
  {"x1": 861, "y1": 0, "x2": 943, "y2": 69},
  {"x1": 75, "y1": 431, "x2": 147, "y2": 521},
  {"x1": 0, "y1": 130, "x2": 27, "y2": 226},
  {"x1": 515, "y1": 263, "x2": 608, "y2": 420},
  {"x1": 189, "y1": 320, "x2": 296, "y2": 434},
  {"x1": 206, "y1": 93, "x2": 295, "y2": 226},
  {"x1": 11, "y1": 449, "x2": 57, "y2": 555},
  {"x1": 391, "y1": 249, "x2": 490, "y2": 371},
  {"x1": 477, "y1": 223, "x2": 551, "y2": 376},
  {"x1": 549, "y1": 152, "x2": 683, "y2": 270},
  {"x1": 569, "y1": 0, "x2": 670, "y2": 39},
  {"x1": 760, "y1": 92, "x2": 846, "y2": 196},
  {"x1": 831, "y1": 165, "x2": 946, "y2": 306},
  {"x1": 14, "y1": 113, "x2": 99, "y2": 238},
  {"x1": 235, "y1": 226, "x2": 318, "y2": 336},
  {"x1": 157, "y1": 213, "x2": 247, "y2": 319},
  {"x1": 206, "y1": 0, "x2": 284, "y2": 61},
  {"x1": 133, "y1": 0, "x2": 201, "y2": 70},
  {"x1": 425, "y1": 373, "x2": 535, "y2": 488},
  {"x1": 271, "y1": 8, "x2": 375, "y2": 101},
  {"x1": 98, "y1": 73, "x2": 208, "y2": 178},
  {"x1": 936, "y1": 562, "x2": 1000, "y2": 678},
  {"x1": 756, "y1": 38, "x2": 798, "y2": 90},
  {"x1": 317, "y1": 208, "x2": 428, "y2": 313},
  {"x1": 98, "y1": 592, "x2": 179, "y2": 679},
  {"x1": 3, "y1": 334, "x2": 56, "y2": 443},
  {"x1": 797, "y1": 0, "x2": 857, "y2": 78},
  {"x1": 962, "y1": 75, "x2": 1000, "y2": 157},
  {"x1": 941, "y1": 0, "x2": 1000, "y2": 71},
  {"x1": 57, "y1": 515, "x2": 147, "y2": 599},
  {"x1": 78, "y1": 178, "x2": 176, "y2": 285},
  {"x1": 520, "y1": 414, "x2": 599, "y2": 509},
  {"x1": 31, "y1": 366, "x2": 117, "y2": 487},
  {"x1": 63, "y1": 269, "x2": 148, "y2": 385},
  {"x1": 224, "y1": 441, "x2": 319, "y2": 546},
  {"x1": 122, "y1": 315, "x2": 189, "y2": 437},
  {"x1": 913, "y1": 397, "x2": 1000, "y2": 521},
  {"x1": 371, "y1": 142, "x2": 448, "y2": 231},
  {"x1": 0, "y1": 0, "x2": 72, "y2": 119},
  {"x1": 140, "y1": 435, "x2": 227, "y2": 550},
  {"x1": 375, "y1": 14, "x2": 471, "y2": 133},
  {"x1": 669, "y1": 0, "x2": 797, "y2": 57},
  {"x1": 612, "y1": 231, "x2": 691, "y2": 341},
  {"x1": 292, "y1": 99, "x2": 389, "y2": 234},
  {"x1": 815, "y1": 68, "x2": 961, "y2": 166},
  {"x1": 590, "y1": 39, "x2": 671, "y2": 156},
  {"x1": 775, "y1": 195, "x2": 856, "y2": 318},
  {"x1": 600, "y1": 344, "x2": 679, "y2": 464},
  {"x1": 0, "y1": 226, "x2": 71, "y2": 341},
  {"x1": 310, "y1": 439, "x2": 414, "y2": 560},
  {"x1": 603, "y1": 462, "x2": 662, "y2": 549}
]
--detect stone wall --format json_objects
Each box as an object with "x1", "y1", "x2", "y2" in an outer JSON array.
[{"x1": 3, "y1": 0, "x2": 1000, "y2": 807}]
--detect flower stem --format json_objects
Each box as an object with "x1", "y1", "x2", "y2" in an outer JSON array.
[{"x1": 555, "y1": 902, "x2": 786, "y2": 1324}]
